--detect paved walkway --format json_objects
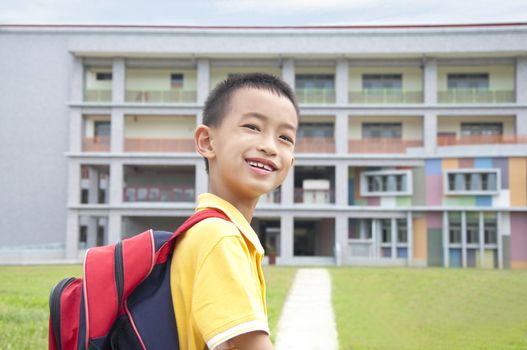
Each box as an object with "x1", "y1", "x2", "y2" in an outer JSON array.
[{"x1": 275, "y1": 268, "x2": 338, "y2": 350}]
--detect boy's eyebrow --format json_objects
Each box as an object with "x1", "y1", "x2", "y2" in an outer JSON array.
[{"x1": 241, "y1": 112, "x2": 297, "y2": 131}]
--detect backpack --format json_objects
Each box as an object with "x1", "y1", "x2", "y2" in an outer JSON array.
[{"x1": 49, "y1": 209, "x2": 229, "y2": 350}]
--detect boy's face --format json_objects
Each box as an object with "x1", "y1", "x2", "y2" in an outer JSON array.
[{"x1": 205, "y1": 87, "x2": 298, "y2": 201}]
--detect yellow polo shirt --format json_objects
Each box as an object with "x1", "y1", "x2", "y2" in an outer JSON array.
[{"x1": 170, "y1": 193, "x2": 268, "y2": 350}]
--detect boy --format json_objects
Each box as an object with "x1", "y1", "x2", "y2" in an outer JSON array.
[{"x1": 170, "y1": 73, "x2": 299, "y2": 350}]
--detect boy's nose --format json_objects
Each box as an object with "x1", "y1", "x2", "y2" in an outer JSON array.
[{"x1": 257, "y1": 137, "x2": 278, "y2": 156}]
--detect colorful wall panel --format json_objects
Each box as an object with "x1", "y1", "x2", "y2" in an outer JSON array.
[
  {"x1": 509, "y1": 158, "x2": 527, "y2": 207},
  {"x1": 510, "y1": 213, "x2": 527, "y2": 269},
  {"x1": 413, "y1": 216, "x2": 427, "y2": 262}
]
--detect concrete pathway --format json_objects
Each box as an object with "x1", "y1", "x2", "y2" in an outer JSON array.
[{"x1": 275, "y1": 268, "x2": 338, "y2": 350}]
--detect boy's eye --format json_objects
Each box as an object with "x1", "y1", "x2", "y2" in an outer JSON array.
[
  {"x1": 242, "y1": 124, "x2": 260, "y2": 131},
  {"x1": 280, "y1": 135, "x2": 295, "y2": 145}
]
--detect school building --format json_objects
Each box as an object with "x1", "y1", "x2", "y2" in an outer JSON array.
[{"x1": 1, "y1": 23, "x2": 527, "y2": 268}]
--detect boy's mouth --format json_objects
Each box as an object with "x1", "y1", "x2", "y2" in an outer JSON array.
[{"x1": 245, "y1": 159, "x2": 277, "y2": 172}]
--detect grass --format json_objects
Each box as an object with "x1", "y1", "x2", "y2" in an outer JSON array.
[
  {"x1": 331, "y1": 267, "x2": 527, "y2": 350},
  {"x1": 0, "y1": 265, "x2": 296, "y2": 348}
]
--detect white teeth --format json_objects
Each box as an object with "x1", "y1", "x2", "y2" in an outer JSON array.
[{"x1": 247, "y1": 160, "x2": 273, "y2": 171}]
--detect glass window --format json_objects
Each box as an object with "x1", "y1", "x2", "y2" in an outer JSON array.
[
  {"x1": 449, "y1": 212, "x2": 462, "y2": 244},
  {"x1": 447, "y1": 73, "x2": 489, "y2": 90},
  {"x1": 362, "y1": 74, "x2": 402, "y2": 90},
  {"x1": 380, "y1": 219, "x2": 391, "y2": 243},
  {"x1": 484, "y1": 213, "x2": 497, "y2": 244},
  {"x1": 296, "y1": 74, "x2": 335, "y2": 90},
  {"x1": 96, "y1": 72, "x2": 112, "y2": 81},
  {"x1": 461, "y1": 123, "x2": 502, "y2": 136},
  {"x1": 360, "y1": 219, "x2": 373, "y2": 239},
  {"x1": 362, "y1": 123, "x2": 402, "y2": 139},
  {"x1": 170, "y1": 73, "x2": 184, "y2": 88},
  {"x1": 397, "y1": 219, "x2": 407, "y2": 243},
  {"x1": 447, "y1": 171, "x2": 499, "y2": 193},
  {"x1": 94, "y1": 121, "x2": 111, "y2": 137},
  {"x1": 466, "y1": 212, "x2": 479, "y2": 244},
  {"x1": 298, "y1": 123, "x2": 334, "y2": 138}
]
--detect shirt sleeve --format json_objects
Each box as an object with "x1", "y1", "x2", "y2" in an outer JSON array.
[{"x1": 191, "y1": 235, "x2": 269, "y2": 349}]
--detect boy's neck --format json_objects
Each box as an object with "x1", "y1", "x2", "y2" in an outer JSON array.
[{"x1": 208, "y1": 186, "x2": 258, "y2": 223}]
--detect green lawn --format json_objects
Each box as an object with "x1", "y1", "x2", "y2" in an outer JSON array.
[
  {"x1": 331, "y1": 267, "x2": 527, "y2": 350},
  {"x1": 0, "y1": 265, "x2": 296, "y2": 349}
]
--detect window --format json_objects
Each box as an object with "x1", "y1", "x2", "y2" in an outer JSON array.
[
  {"x1": 380, "y1": 219, "x2": 391, "y2": 243},
  {"x1": 445, "y1": 169, "x2": 499, "y2": 194},
  {"x1": 447, "y1": 73, "x2": 489, "y2": 90},
  {"x1": 360, "y1": 219, "x2": 373, "y2": 239},
  {"x1": 449, "y1": 212, "x2": 462, "y2": 244},
  {"x1": 96, "y1": 72, "x2": 112, "y2": 81},
  {"x1": 484, "y1": 213, "x2": 497, "y2": 244},
  {"x1": 296, "y1": 74, "x2": 335, "y2": 90},
  {"x1": 466, "y1": 212, "x2": 479, "y2": 244},
  {"x1": 298, "y1": 123, "x2": 334, "y2": 138},
  {"x1": 362, "y1": 123, "x2": 402, "y2": 139},
  {"x1": 461, "y1": 123, "x2": 502, "y2": 136},
  {"x1": 361, "y1": 170, "x2": 412, "y2": 196},
  {"x1": 170, "y1": 73, "x2": 184, "y2": 88},
  {"x1": 397, "y1": 219, "x2": 407, "y2": 243},
  {"x1": 94, "y1": 121, "x2": 111, "y2": 138},
  {"x1": 363, "y1": 74, "x2": 402, "y2": 90}
]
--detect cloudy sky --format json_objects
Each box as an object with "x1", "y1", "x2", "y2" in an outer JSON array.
[{"x1": 1, "y1": 0, "x2": 526, "y2": 26}]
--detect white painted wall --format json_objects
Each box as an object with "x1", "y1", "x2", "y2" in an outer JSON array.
[
  {"x1": 437, "y1": 65, "x2": 514, "y2": 90},
  {"x1": 126, "y1": 68, "x2": 197, "y2": 90},
  {"x1": 348, "y1": 116, "x2": 423, "y2": 140},
  {"x1": 349, "y1": 66, "x2": 423, "y2": 92},
  {"x1": 124, "y1": 115, "x2": 196, "y2": 138}
]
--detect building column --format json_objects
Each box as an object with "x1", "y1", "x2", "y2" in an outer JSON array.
[
  {"x1": 443, "y1": 211, "x2": 449, "y2": 267},
  {"x1": 110, "y1": 161, "x2": 123, "y2": 206},
  {"x1": 107, "y1": 212, "x2": 122, "y2": 244},
  {"x1": 497, "y1": 212, "x2": 504, "y2": 269},
  {"x1": 335, "y1": 214, "x2": 348, "y2": 266},
  {"x1": 87, "y1": 216, "x2": 98, "y2": 248},
  {"x1": 335, "y1": 111, "x2": 349, "y2": 154},
  {"x1": 281, "y1": 165, "x2": 294, "y2": 206},
  {"x1": 335, "y1": 163, "x2": 348, "y2": 207},
  {"x1": 406, "y1": 212, "x2": 413, "y2": 266},
  {"x1": 112, "y1": 58, "x2": 125, "y2": 104},
  {"x1": 515, "y1": 56, "x2": 527, "y2": 104},
  {"x1": 279, "y1": 214, "x2": 294, "y2": 263},
  {"x1": 71, "y1": 56, "x2": 84, "y2": 102},
  {"x1": 423, "y1": 58, "x2": 438, "y2": 104},
  {"x1": 67, "y1": 160, "x2": 81, "y2": 206},
  {"x1": 111, "y1": 110, "x2": 124, "y2": 153},
  {"x1": 461, "y1": 211, "x2": 467, "y2": 268},
  {"x1": 516, "y1": 110, "x2": 527, "y2": 137},
  {"x1": 69, "y1": 109, "x2": 83, "y2": 153},
  {"x1": 281, "y1": 59, "x2": 295, "y2": 90},
  {"x1": 195, "y1": 160, "x2": 208, "y2": 198},
  {"x1": 336, "y1": 59, "x2": 349, "y2": 105},
  {"x1": 479, "y1": 212, "x2": 485, "y2": 268},
  {"x1": 65, "y1": 211, "x2": 80, "y2": 260},
  {"x1": 391, "y1": 218, "x2": 397, "y2": 260},
  {"x1": 424, "y1": 112, "x2": 437, "y2": 154},
  {"x1": 372, "y1": 219, "x2": 379, "y2": 258},
  {"x1": 88, "y1": 167, "x2": 99, "y2": 204},
  {"x1": 197, "y1": 58, "x2": 210, "y2": 106}
]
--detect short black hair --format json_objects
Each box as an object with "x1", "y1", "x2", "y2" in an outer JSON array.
[{"x1": 201, "y1": 72, "x2": 299, "y2": 173}]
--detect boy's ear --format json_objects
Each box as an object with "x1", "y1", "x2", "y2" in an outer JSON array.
[{"x1": 195, "y1": 124, "x2": 216, "y2": 160}]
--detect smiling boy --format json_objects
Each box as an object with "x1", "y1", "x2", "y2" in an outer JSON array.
[{"x1": 170, "y1": 73, "x2": 299, "y2": 350}]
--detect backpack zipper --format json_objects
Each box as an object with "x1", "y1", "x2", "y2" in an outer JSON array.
[
  {"x1": 114, "y1": 241, "x2": 124, "y2": 313},
  {"x1": 49, "y1": 277, "x2": 77, "y2": 350}
]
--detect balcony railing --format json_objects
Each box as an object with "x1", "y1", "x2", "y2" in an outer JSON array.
[
  {"x1": 348, "y1": 138, "x2": 423, "y2": 153},
  {"x1": 295, "y1": 137, "x2": 335, "y2": 153},
  {"x1": 125, "y1": 89, "x2": 197, "y2": 103},
  {"x1": 437, "y1": 89, "x2": 514, "y2": 103},
  {"x1": 125, "y1": 138, "x2": 195, "y2": 152},
  {"x1": 84, "y1": 89, "x2": 112, "y2": 102},
  {"x1": 124, "y1": 185, "x2": 195, "y2": 202},
  {"x1": 294, "y1": 188, "x2": 335, "y2": 204},
  {"x1": 349, "y1": 90, "x2": 423, "y2": 104},
  {"x1": 437, "y1": 134, "x2": 527, "y2": 146},
  {"x1": 295, "y1": 88, "x2": 336, "y2": 104},
  {"x1": 83, "y1": 136, "x2": 110, "y2": 152},
  {"x1": 259, "y1": 188, "x2": 281, "y2": 204}
]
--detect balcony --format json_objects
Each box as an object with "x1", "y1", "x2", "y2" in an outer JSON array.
[
  {"x1": 438, "y1": 89, "x2": 514, "y2": 104},
  {"x1": 295, "y1": 137, "x2": 335, "y2": 153},
  {"x1": 258, "y1": 188, "x2": 281, "y2": 205},
  {"x1": 294, "y1": 188, "x2": 335, "y2": 204},
  {"x1": 295, "y1": 88, "x2": 336, "y2": 104},
  {"x1": 348, "y1": 138, "x2": 423, "y2": 153},
  {"x1": 124, "y1": 89, "x2": 197, "y2": 103},
  {"x1": 294, "y1": 167, "x2": 335, "y2": 204},
  {"x1": 84, "y1": 90, "x2": 112, "y2": 102},
  {"x1": 124, "y1": 185, "x2": 195, "y2": 202},
  {"x1": 437, "y1": 134, "x2": 527, "y2": 146},
  {"x1": 84, "y1": 67, "x2": 112, "y2": 102},
  {"x1": 83, "y1": 136, "x2": 110, "y2": 152},
  {"x1": 349, "y1": 90, "x2": 423, "y2": 104},
  {"x1": 125, "y1": 138, "x2": 194, "y2": 152}
]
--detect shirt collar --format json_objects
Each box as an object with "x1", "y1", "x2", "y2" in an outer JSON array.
[{"x1": 195, "y1": 193, "x2": 264, "y2": 254}]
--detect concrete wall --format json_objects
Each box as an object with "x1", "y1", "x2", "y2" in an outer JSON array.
[{"x1": 0, "y1": 33, "x2": 70, "y2": 247}]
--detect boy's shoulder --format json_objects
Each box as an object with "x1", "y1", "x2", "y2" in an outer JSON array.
[{"x1": 177, "y1": 215, "x2": 242, "y2": 251}]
